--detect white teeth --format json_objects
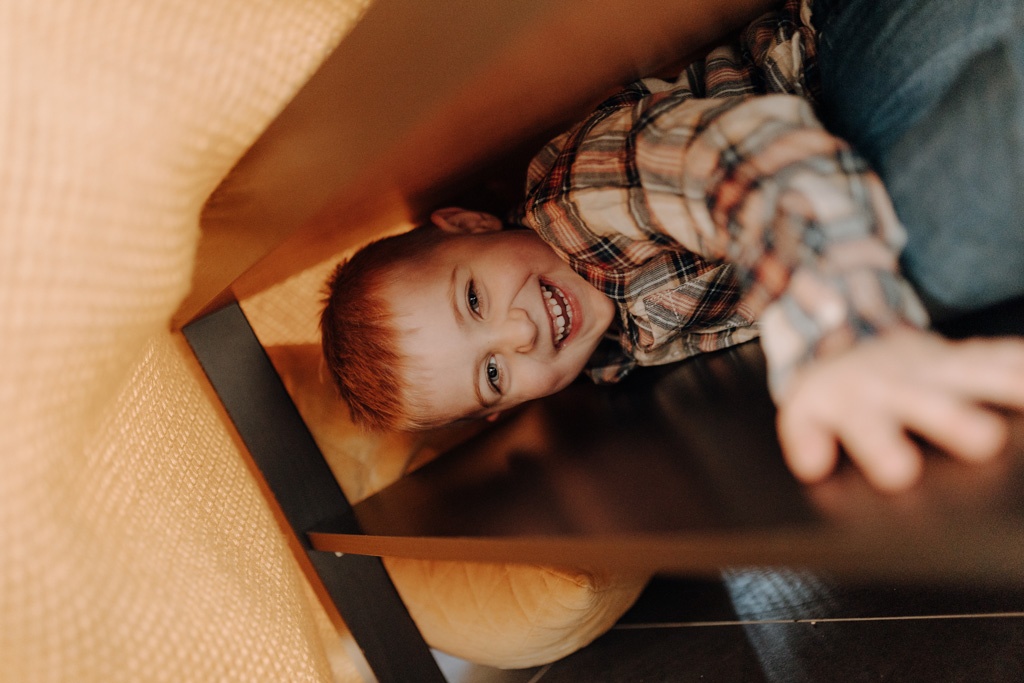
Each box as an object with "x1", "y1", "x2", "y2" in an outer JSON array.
[{"x1": 542, "y1": 283, "x2": 573, "y2": 346}]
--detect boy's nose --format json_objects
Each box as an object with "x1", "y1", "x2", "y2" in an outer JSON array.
[{"x1": 499, "y1": 308, "x2": 537, "y2": 353}]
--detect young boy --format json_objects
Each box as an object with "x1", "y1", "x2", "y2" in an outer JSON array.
[{"x1": 322, "y1": 0, "x2": 1024, "y2": 492}]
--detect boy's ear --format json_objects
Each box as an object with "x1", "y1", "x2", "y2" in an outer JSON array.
[{"x1": 431, "y1": 207, "x2": 503, "y2": 235}]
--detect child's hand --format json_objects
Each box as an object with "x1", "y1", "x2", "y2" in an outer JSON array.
[{"x1": 775, "y1": 328, "x2": 1024, "y2": 492}]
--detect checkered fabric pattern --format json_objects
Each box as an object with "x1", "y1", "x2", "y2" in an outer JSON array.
[{"x1": 518, "y1": 0, "x2": 929, "y2": 396}]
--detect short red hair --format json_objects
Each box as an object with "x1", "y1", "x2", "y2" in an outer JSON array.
[{"x1": 320, "y1": 225, "x2": 451, "y2": 431}]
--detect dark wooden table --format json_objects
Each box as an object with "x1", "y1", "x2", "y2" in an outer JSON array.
[{"x1": 311, "y1": 297, "x2": 1024, "y2": 585}]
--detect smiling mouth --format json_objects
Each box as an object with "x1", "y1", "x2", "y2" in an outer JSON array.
[{"x1": 541, "y1": 282, "x2": 573, "y2": 348}]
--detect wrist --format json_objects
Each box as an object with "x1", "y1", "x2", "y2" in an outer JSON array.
[{"x1": 762, "y1": 270, "x2": 929, "y2": 402}]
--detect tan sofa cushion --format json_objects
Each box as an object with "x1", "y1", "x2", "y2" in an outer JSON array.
[
  {"x1": 387, "y1": 560, "x2": 647, "y2": 668},
  {"x1": 0, "y1": 0, "x2": 645, "y2": 674},
  {"x1": 1, "y1": 1, "x2": 370, "y2": 680}
]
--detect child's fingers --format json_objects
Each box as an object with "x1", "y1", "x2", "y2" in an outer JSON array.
[
  {"x1": 932, "y1": 337, "x2": 1024, "y2": 407},
  {"x1": 896, "y1": 392, "x2": 1008, "y2": 464},
  {"x1": 776, "y1": 410, "x2": 839, "y2": 484},
  {"x1": 774, "y1": 329, "x2": 1024, "y2": 492},
  {"x1": 837, "y1": 418, "x2": 923, "y2": 492}
]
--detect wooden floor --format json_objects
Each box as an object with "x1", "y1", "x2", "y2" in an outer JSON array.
[
  {"x1": 186, "y1": 293, "x2": 1024, "y2": 683},
  {"x1": 437, "y1": 569, "x2": 1024, "y2": 682}
]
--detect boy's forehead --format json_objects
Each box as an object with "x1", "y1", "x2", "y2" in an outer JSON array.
[
  {"x1": 397, "y1": 332, "x2": 484, "y2": 426},
  {"x1": 382, "y1": 265, "x2": 473, "y2": 421},
  {"x1": 380, "y1": 242, "x2": 446, "y2": 291},
  {"x1": 403, "y1": 360, "x2": 481, "y2": 424},
  {"x1": 382, "y1": 232, "x2": 491, "y2": 294}
]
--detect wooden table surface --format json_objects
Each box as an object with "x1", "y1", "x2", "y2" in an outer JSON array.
[
  {"x1": 186, "y1": 295, "x2": 1024, "y2": 683},
  {"x1": 311, "y1": 297, "x2": 1024, "y2": 583}
]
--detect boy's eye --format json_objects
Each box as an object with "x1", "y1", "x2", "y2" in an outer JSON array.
[
  {"x1": 467, "y1": 281, "x2": 481, "y2": 315},
  {"x1": 486, "y1": 356, "x2": 501, "y2": 393}
]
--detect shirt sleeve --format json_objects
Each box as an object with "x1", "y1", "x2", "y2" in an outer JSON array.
[
  {"x1": 533, "y1": 89, "x2": 929, "y2": 399},
  {"x1": 642, "y1": 92, "x2": 929, "y2": 398}
]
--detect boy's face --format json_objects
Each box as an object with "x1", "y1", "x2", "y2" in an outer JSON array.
[{"x1": 384, "y1": 229, "x2": 615, "y2": 425}]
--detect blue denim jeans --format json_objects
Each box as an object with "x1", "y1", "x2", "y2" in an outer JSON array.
[{"x1": 813, "y1": 0, "x2": 1024, "y2": 319}]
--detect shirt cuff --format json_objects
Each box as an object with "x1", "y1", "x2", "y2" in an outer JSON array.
[{"x1": 760, "y1": 265, "x2": 930, "y2": 401}]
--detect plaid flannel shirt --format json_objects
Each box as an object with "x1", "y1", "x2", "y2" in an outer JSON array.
[{"x1": 516, "y1": 0, "x2": 928, "y2": 398}]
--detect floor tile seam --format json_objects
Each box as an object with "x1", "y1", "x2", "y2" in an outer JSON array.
[
  {"x1": 525, "y1": 662, "x2": 553, "y2": 683},
  {"x1": 614, "y1": 611, "x2": 1024, "y2": 629}
]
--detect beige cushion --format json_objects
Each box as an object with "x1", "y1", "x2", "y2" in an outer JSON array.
[
  {"x1": 1, "y1": 1, "x2": 370, "y2": 680},
  {"x1": 245, "y1": 255, "x2": 650, "y2": 670},
  {"x1": 387, "y1": 560, "x2": 647, "y2": 668},
  {"x1": 0, "y1": 0, "x2": 645, "y2": 674}
]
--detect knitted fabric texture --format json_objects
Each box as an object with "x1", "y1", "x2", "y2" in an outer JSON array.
[{"x1": 1, "y1": 0, "x2": 370, "y2": 680}]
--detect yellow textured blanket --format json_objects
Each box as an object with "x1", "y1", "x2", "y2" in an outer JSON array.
[
  {"x1": 1, "y1": 1, "x2": 650, "y2": 679},
  {"x1": 1, "y1": 1, "x2": 368, "y2": 679}
]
